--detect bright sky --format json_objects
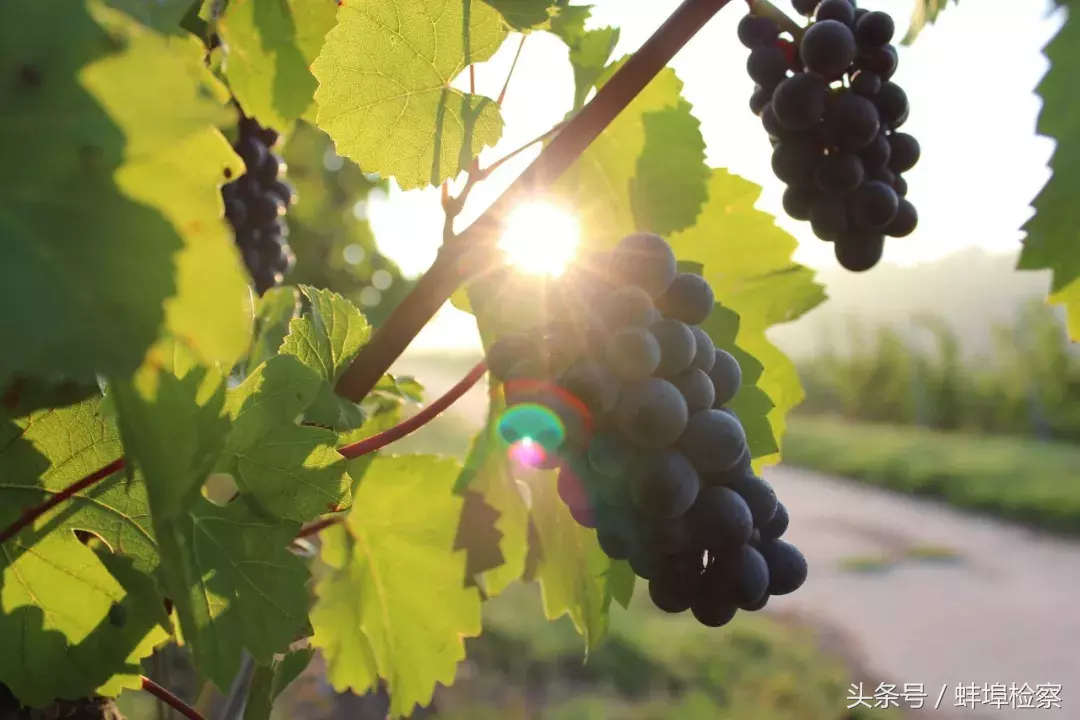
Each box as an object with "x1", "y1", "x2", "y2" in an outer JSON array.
[{"x1": 366, "y1": 0, "x2": 1064, "y2": 350}]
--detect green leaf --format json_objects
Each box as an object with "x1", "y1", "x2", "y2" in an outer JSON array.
[
  {"x1": 1019, "y1": 3, "x2": 1080, "y2": 341},
  {"x1": 529, "y1": 465, "x2": 625, "y2": 652},
  {"x1": 220, "y1": 354, "x2": 353, "y2": 522},
  {"x1": 549, "y1": 7, "x2": 619, "y2": 111},
  {"x1": 670, "y1": 169, "x2": 826, "y2": 462},
  {"x1": 550, "y1": 61, "x2": 705, "y2": 245},
  {"x1": 242, "y1": 648, "x2": 315, "y2": 720},
  {"x1": 249, "y1": 286, "x2": 301, "y2": 371},
  {"x1": 0, "y1": 1, "x2": 251, "y2": 386},
  {"x1": 482, "y1": 0, "x2": 558, "y2": 31},
  {"x1": 311, "y1": 455, "x2": 482, "y2": 717},
  {"x1": 110, "y1": 339, "x2": 230, "y2": 520},
  {"x1": 219, "y1": 0, "x2": 338, "y2": 129},
  {"x1": 280, "y1": 285, "x2": 372, "y2": 429},
  {"x1": 157, "y1": 498, "x2": 311, "y2": 691},
  {"x1": 106, "y1": 0, "x2": 193, "y2": 33},
  {"x1": 0, "y1": 397, "x2": 157, "y2": 572},
  {"x1": 901, "y1": 0, "x2": 958, "y2": 45},
  {"x1": 312, "y1": 0, "x2": 508, "y2": 189}
]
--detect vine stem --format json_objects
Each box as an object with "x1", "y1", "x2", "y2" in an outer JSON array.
[
  {"x1": 0, "y1": 457, "x2": 126, "y2": 545},
  {"x1": 141, "y1": 676, "x2": 206, "y2": 720},
  {"x1": 333, "y1": 0, "x2": 735, "y2": 404}
]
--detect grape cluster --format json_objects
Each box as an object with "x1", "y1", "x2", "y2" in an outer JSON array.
[
  {"x1": 221, "y1": 117, "x2": 297, "y2": 294},
  {"x1": 485, "y1": 233, "x2": 807, "y2": 627},
  {"x1": 740, "y1": 0, "x2": 920, "y2": 272}
]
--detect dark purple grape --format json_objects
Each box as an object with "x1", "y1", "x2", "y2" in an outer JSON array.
[
  {"x1": 747, "y1": 46, "x2": 790, "y2": 88},
  {"x1": 800, "y1": 20, "x2": 856, "y2": 78},
  {"x1": 835, "y1": 228, "x2": 885, "y2": 271},
  {"x1": 772, "y1": 137, "x2": 822, "y2": 187},
  {"x1": 235, "y1": 135, "x2": 267, "y2": 172},
  {"x1": 772, "y1": 73, "x2": 828, "y2": 131},
  {"x1": 761, "y1": 103, "x2": 785, "y2": 138},
  {"x1": 691, "y1": 563, "x2": 739, "y2": 627},
  {"x1": 259, "y1": 126, "x2": 281, "y2": 148},
  {"x1": 824, "y1": 91, "x2": 880, "y2": 151},
  {"x1": 792, "y1": 0, "x2": 821, "y2": 17},
  {"x1": 859, "y1": 44, "x2": 898, "y2": 80},
  {"x1": 816, "y1": 0, "x2": 855, "y2": 26},
  {"x1": 884, "y1": 198, "x2": 918, "y2": 237},
  {"x1": 855, "y1": 10, "x2": 895, "y2": 49},
  {"x1": 782, "y1": 185, "x2": 817, "y2": 221},
  {"x1": 893, "y1": 174, "x2": 908, "y2": 197},
  {"x1": 870, "y1": 166, "x2": 896, "y2": 186},
  {"x1": 759, "y1": 540, "x2": 808, "y2": 595},
  {"x1": 888, "y1": 132, "x2": 920, "y2": 172},
  {"x1": 850, "y1": 70, "x2": 882, "y2": 97},
  {"x1": 259, "y1": 153, "x2": 287, "y2": 181},
  {"x1": 237, "y1": 173, "x2": 261, "y2": 198},
  {"x1": 738, "y1": 15, "x2": 780, "y2": 49},
  {"x1": 875, "y1": 81, "x2": 908, "y2": 128},
  {"x1": 224, "y1": 198, "x2": 247, "y2": 229},
  {"x1": 250, "y1": 194, "x2": 286, "y2": 224},
  {"x1": 859, "y1": 133, "x2": 891, "y2": 171},
  {"x1": 266, "y1": 179, "x2": 297, "y2": 207},
  {"x1": 648, "y1": 553, "x2": 701, "y2": 613},
  {"x1": 750, "y1": 85, "x2": 771, "y2": 116},
  {"x1": 852, "y1": 180, "x2": 899, "y2": 228},
  {"x1": 810, "y1": 196, "x2": 848, "y2": 241},
  {"x1": 814, "y1": 153, "x2": 865, "y2": 196},
  {"x1": 270, "y1": 244, "x2": 296, "y2": 274}
]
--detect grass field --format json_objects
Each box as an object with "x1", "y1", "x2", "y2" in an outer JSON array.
[{"x1": 783, "y1": 416, "x2": 1080, "y2": 534}]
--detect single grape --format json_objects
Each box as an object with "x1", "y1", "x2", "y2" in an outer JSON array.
[
  {"x1": 486, "y1": 334, "x2": 541, "y2": 381},
  {"x1": 771, "y1": 73, "x2": 828, "y2": 131},
  {"x1": 771, "y1": 137, "x2": 822, "y2": 187},
  {"x1": 759, "y1": 539, "x2": 808, "y2": 595},
  {"x1": 631, "y1": 450, "x2": 701, "y2": 518},
  {"x1": 761, "y1": 102, "x2": 785, "y2": 138},
  {"x1": 810, "y1": 196, "x2": 849, "y2": 241},
  {"x1": 760, "y1": 501, "x2": 790, "y2": 541},
  {"x1": 650, "y1": 318, "x2": 697, "y2": 378},
  {"x1": 677, "y1": 409, "x2": 749, "y2": 474},
  {"x1": 629, "y1": 544, "x2": 661, "y2": 580},
  {"x1": 588, "y1": 431, "x2": 636, "y2": 479},
  {"x1": 569, "y1": 503, "x2": 596, "y2": 529},
  {"x1": 823, "y1": 91, "x2": 880, "y2": 152},
  {"x1": 649, "y1": 552, "x2": 702, "y2": 613},
  {"x1": 731, "y1": 545, "x2": 771, "y2": 607},
  {"x1": 608, "y1": 232, "x2": 678, "y2": 299},
  {"x1": 707, "y1": 349, "x2": 743, "y2": 407},
  {"x1": 672, "y1": 368, "x2": 716, "y2": 414},
  {"x1": 835, "y1": 228, "x2": 885, "y2": 271},
  {"x1": 800, "y1": 20, "x2": 856, "y2": 78},
  {"x1": 859, "y1": 132, "x2": 891, "y2": 171},
  {"x1": 692, "y1": 564, "x2": 739, "y2": 627},
  {"x1": 858, "y1": 44, "x2": 898, "y2": 80},
  {"x1": 888, "y1": 132, "x2": 921, "y2": 172},
  {"x1": 816, "y1": 0, "x2": 855, "y2": 26},
  {"x1": 605, "y1": 327, "x2": 662, "y2": 382},
  {"x1": 560, "y1": 358, "x2": 621, "y2": 417},
  {"x1": 599, "y1": 285, "x2": 661, "y2": 329},
  {"x1": 730, "y1": 471, "x2": 779, "y2": 528},
  {"x1": 615, "y1": 378, "x2": 690, "y2": 450},
  {"x1": 259, "y1": 152, "x2": 287, "y2": 181},
  {"x1": 267, "y1": 179, "x2": 297, "y2": 207},
  {"x1": 815, "y1": 153, "x2": 865, "y2": 196},
  {"x1": 782, "y1": 185, "x2": 818, "y2": 221},
  {"x1": 747, "y1": 46, "x2": 790, "y2": 88},
  {"x1": 557, "y1": 464, "x2": 593, "y2": 512},
  {"x1": 657, "y1": 273, "x2": 715, "y2": 325},
  {"x1": 869, "y1": 166, "x2": 896, "y2": 187},
  {"x1": 687, "y1": 484, "x2": 754, "y2": 553},
  {"x1": 738, "y1": 15, "x2": 780, "y2": 49},
  {"x1": 224, "y1": 197, "x2": 247, "y2": 229},
  {"x1": 749, "y1": 84, "x2": 771, "y2": 116},
  {"x1": 852, "y1": 179, "x2": 899, "y2": 228},
  {"x1": 884, "y1": 198, "x2": 918, "y2": 237},
  {"x1": 893, "y1": 174, "x2": 908, "y2": 197},
  {"x1": 237, "y1": 172, "x2": 261, "y2": 199},
  {"x1": 850, "y1": 70, "x2": 882, "y2": 97},
  {"x1": 875, "y1": 81, "x2": 908, "y2": 128},
  {"x1": 855, "y1": 10, "x2": 895, "y2": 48},
  {"x1": 250, "y1": 194, "x2": 285, "y2": 224},
  {"x1": 792, "y1": 0, "x2": 821, "y2": 17},
  {"x1": 741, "y1": 592, "x2": 770, "y2": 612},
  {"x1": 689, "y1": 326, "x2": 716, "y2": 373},
  {"x1": 235, "y1": 135, "x2": 268, "y2": 172}
]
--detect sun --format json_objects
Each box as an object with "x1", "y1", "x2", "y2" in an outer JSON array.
[{"x1": 497, "y1": 201, "x2": 581, "y2": 277}]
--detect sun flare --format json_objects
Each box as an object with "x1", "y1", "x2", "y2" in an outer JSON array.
[{"x1": 498, "y1": 201, "x2": 581, "y2": 277}]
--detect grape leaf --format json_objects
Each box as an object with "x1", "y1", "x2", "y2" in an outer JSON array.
[
  {"x1": 249, "y1": 286, "x2": 301, "y2": 371},
  {"x1": 528, "y1": 465, "x2": 624, "y2": 652},
  {"x1": 901, "y1": 0, "x2": 958, "y2": 45},
  {"x1": 105, "y1": 0, "x2": 193, "y2": 33},
  {"x1": 670, "y1": 170, "x2": 826, "y2": 462},
  {"x1": 550, "y1": 60, "x2": 703, "y2": 246},
  {"x1": 219, "y1": 0, "x2": 337, "y2": 129},
  {"x1": 311, "y1": 455, "x2": 482, "y2": 717},
  {"x1": 0, "y1": 2, "x2": 251, "y2": 387},
  {"x1": 311, "y1": 0, "x2": 508, "y2": 189},
  {"x1": 482, "y1": 0, "x2": 558, "y2": 31},
  {"x1": 159, "y1": 498, "x2": 311, "y2": 691},
  {"x1": 549, "y1": 6, "x2": 619, "y2": 111},
  {"x1": 219, "y1": 354, "x2": 353, "y2": 522},
  {"x1": 1018, "y1": 3, "x2": 1080, "y2": 342},
  {"x1": 280, "y1": 286, "x2": 372, "y2": 430}
]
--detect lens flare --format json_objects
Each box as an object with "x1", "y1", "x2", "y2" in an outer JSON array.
[
  {"x1": 507, "y1": 438, "x2": 551, "y2": 469},
  {"x1": 497, "y1": 401, "x2": 565, "y2": 452},
  {"x1": 498, "y1": 201, "x2": 581, "y2": 277}
]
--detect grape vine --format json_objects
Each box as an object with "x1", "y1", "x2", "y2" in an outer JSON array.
[{"x1": 0, "y1": 0, "x2": 1075, "y2": 717}]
